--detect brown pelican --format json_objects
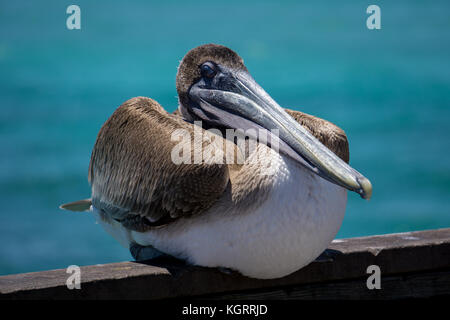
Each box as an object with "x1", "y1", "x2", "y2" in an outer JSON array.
[{"x1": 61, "y1": 44, "x2": 372, "y2": 279}]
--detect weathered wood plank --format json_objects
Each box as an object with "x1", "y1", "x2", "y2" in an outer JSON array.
[
  {"x1": 0, "y1": 228, "x2": 449, "y2": 300},
  {"x1": 201, "y1": 270, "x2": 450, "y2": 300}
]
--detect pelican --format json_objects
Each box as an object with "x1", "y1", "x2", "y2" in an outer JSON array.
[{"x1": 61, "y1": 44, "x2": 372, "y2": 279}]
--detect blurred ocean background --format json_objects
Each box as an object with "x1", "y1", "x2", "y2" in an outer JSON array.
[{"x1": 0, "y1": 0, "x2": 449, "y2": 275}]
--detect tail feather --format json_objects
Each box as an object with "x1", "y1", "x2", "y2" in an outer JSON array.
[{"x1": 60, "y1": 199, "x2": 92, "y2": 212}]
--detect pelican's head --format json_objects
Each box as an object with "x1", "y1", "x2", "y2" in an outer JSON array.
[{"x1": 176, "y1": 44, "x2": 372, "y2": 200}]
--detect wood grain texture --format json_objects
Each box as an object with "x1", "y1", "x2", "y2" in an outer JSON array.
[
  {"x1": 202, "y1": 270, "x2": 450, "y2": 300},
  {"x1": 1, "y1": 228, "x2": 449, "y2": 300}
]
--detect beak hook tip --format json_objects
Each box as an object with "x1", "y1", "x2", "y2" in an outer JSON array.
[{"x1": 357, "y1": 177, "x2": 373, "y2": 201}]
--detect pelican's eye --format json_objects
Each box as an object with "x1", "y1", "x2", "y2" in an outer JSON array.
[{"x1": 200, "y1": 62, "x2": 217, "y2": 79}]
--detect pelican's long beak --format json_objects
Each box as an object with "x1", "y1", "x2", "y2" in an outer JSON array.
[{"x1": 188, "y1": 66, "x2": 372, "y2": 200}]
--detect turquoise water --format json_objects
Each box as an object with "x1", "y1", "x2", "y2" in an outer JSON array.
[{"x1": 0, "y1": 0, "x2": 449, "y2": 275}]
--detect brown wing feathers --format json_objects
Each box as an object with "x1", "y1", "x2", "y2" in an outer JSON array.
[
  {"x1": 88, "y1": 97, "x2": 349, "y2": 231},
  {"x1": 89, "y1": 97, "x2": 231, "y2": 230},
  {"x1": 284, "y1": 109, "x2": 350, "y2": 164}
]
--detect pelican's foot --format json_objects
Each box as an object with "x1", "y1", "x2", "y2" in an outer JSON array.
[
  {"x1": 217, "y1": 267, "x2": 236, "y2": 275},
  {"x1": 315, "y1": 248, "x2": 342, "y2": 262},
  {"x1": 129, "y1": 242, "x2": 169, "y2": 261}
]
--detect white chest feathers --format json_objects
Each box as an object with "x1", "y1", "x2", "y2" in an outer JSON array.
[{"x1": 92, "y1": 146, "x2": 347, "y2": 279}]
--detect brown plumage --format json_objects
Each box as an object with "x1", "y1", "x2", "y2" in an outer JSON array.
[
  {"x1": 88, "y1": 97, "x2": 237, "y2": 230},
  {"x1": 81, "y1": 44, "x2": 350, "y2": 232},
  {"x1": 88, "y1": 105, "x2": 348, "y2": 231},
  {"x1": 285, "y1": 109, "x2": 349, "y2": 164},
  {"x1": 176, "y1": 44, "x2": 248, "y2": 117}
]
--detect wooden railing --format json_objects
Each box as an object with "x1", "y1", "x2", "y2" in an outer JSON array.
[{"x1": 1, "y1": 228, "x2": 449, "y2": 300}]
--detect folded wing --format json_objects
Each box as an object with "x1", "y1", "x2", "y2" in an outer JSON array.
[{"x1": 89, "y1": 97, "x2": 234, "y2": 231}]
